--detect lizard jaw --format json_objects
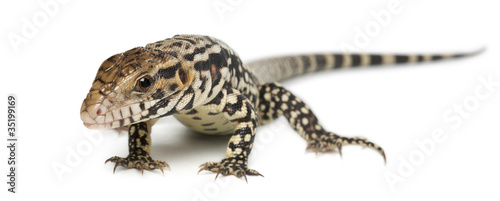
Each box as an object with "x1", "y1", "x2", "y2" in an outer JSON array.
[{"x1": 80, "y1": 100, "x2": 158, "y2": 129}]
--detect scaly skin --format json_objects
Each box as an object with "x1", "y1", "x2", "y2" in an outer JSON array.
[{"x1": 80, "y1": 34, "x2": 479, "y2": 180}]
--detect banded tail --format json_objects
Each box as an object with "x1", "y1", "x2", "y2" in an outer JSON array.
[{"x1": 246, "y1": 49, "x2": 484, "y2": 84}]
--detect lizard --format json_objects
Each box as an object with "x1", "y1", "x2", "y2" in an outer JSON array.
[{"x1": 80, "y1": 34, "x2": 481, "y2": 181}]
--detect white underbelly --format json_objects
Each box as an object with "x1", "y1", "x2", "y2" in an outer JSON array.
[{"x1": 173, "y1": 105, "x2": 235, "y2": 135}]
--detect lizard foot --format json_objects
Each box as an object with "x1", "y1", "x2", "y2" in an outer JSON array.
[
  {"x1": 306, "y1": 132, "x2": 386, "y2": 163},
  {"x1": 198, "y1": 158, "x2": 263, "y2": 182},
  {"x1": 105, "y1": 154, "x2": 170, "y2": 174}
]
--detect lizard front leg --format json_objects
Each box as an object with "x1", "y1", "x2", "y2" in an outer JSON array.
[
  {"x1": 198, "y1": 88, "x2": 263, "y2": 181},
  {"x1": 105, "y1": 119, "x2": 170, "y2": 174}
]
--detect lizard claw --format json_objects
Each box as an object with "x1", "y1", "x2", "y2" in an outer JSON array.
[
  {"x1": 336, "y1": 142, "x2": 343, "y2": 159},
  {"x1": 198, "y1": 158, "x2": 263, "y2": 182},
  {"x1": 113, "y1": 161, "x2": 119, "y2": 174},
  {"x1": 214, "y1": 169, "x2": 222, "y2": 181},
  {"x1": 240, "y1": 167, "x2": 248, "y2": 183},
  {"x1": 159, "y1": 166, "x2": 165, "y2": 175},
  {"x1": 104, "y1": 154, "x2": 170, "y2": 174},
  {"x1": 197, "y1": 164, "x2": 209, "y2": 175}
]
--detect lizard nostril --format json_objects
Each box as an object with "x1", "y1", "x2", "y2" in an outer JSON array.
[{"x1": 96, "y1": 108, "x2": 102, "y2": 116}]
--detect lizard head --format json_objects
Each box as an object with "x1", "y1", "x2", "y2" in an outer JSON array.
[{"x1": 80, "y1": 47, "x2": 194, "y2": 129}]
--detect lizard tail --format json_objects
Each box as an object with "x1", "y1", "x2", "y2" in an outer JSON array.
[{"x1": 246, "y1": 48, "x2": 485, "y2": 84}]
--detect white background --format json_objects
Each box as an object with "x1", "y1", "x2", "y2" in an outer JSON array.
[{"x1": 1, "y1": 0, "x2": 499, "y2": 200}]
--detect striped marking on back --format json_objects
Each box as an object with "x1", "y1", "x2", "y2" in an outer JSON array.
[
  {"x1": 284, "y1": 57, "x2": 296, "y2": 79},
  {"x1": 341, "y1": 54, "x2": 352, "y2": 69},
  {"x1": 360, "y1": 54, "x2": 371, "y2": 67},
  {"x1": 370, "y1": 55, "x2": 383, "y2": 65},
  {"x1": 382, "y1": 55, "x2": 395, "y2": 65},
  {"x1": 245, "y1": 49, "x2": 482, "y2": 84},
  {"x1": 333, "y1": 54, "x2": 343, "y2": 69},
  {"x1": 314, "y1": 55, "x2": 326, "y2": 71},
  {"x1": 294, "y1": 56, "x2": 305, "y2": 75},
  {"x1": 441, "y1": 54, "x2": 453, "y2": 59},
  {"x1": 395, "y1": 55, "x2": 409, "y2": 63},
  {"x1": 307, "y1": 55, "x2": 318, "y2": 73},
  {"x1": 351, "y1": 54, "x2": 361, "y2": 67},
  {"x1": 300, "y1": 55, "x2": 309, "y2": 72},
  {"x1": 422, "y1": 55, "x2": 432, "y2": 62},
  {"x1": 324, "y1": 54, "x2": 335, "y2": 70},
  {"x1": 408, "y1": 55, "x2": 418, "y2": 63}
]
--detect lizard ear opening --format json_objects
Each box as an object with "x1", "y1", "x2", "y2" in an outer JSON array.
[{"x1": 178, "y1": 68, "x2": 188, "y2": 85}]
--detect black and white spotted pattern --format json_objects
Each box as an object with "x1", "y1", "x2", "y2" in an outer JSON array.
[
  {"x1": 80, "y1": 34, "x2": 480, "y2": 179},
  {"x1": 258, "y1": 83, "x2": 385, "y2": 159}
]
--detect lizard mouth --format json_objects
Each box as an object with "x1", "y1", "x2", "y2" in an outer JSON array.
[{"x1": 80, "y1": 99, "x2": 158, "y2": 129}]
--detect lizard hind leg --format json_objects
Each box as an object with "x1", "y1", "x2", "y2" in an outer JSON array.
[{"x1": 258, "y1": 83, "x2": 386, "y2": 163}]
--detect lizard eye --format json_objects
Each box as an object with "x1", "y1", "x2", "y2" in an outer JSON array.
[{"x1": 136, "y1": 75, "x2": 153, "y2": 92}]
